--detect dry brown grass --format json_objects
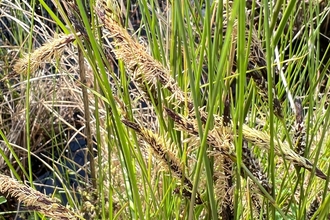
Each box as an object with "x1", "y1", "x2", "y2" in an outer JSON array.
[
  {"x1": 0, "y1": 173, "x2": 79, "y2": 219},
  {"x1": 0, "y1": 28, "x2": 102, "y2": 219}
]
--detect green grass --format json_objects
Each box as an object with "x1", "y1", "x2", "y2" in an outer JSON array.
[{"x1": 1, "y1": 0, "x2": 330, "y2": 219}]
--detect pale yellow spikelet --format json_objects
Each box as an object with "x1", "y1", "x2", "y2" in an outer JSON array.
[
  {"x1": 203, "y1": 107, "x2": 324, "y2": 180},
  {"x1": 121, "y1": 119, "x2": 186, "y2": 180},
  {"x1": 96, "y1": 0, "x2": 191, "y2": 108},
  {"x1": 13, "y1": 34, "x2": 78, "y2": 76},
  {"x1": 121, "y1": 119, "x2": 203, "y2": 204},
  {"x1": 247, "y1": 182, "x2": 266, "y2": 219},
  {"x1": 165, "y1": 107, "x2": 233, "y2": 158},
  {"x1": 166, "y1": 107, "x2": 272, "y2": 192},
  {"x1": 241, "y1": 124, "x2": 326, "y2": 179},
  {"x1": 0, "y1": 174, "x2": 80, "y2": 220},
  {"x1": 166, "y1": 107, "x2": 326, "y2": 185}
]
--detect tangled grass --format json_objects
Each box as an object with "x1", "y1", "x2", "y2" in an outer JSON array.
[{"x1": 1, "y1": 0, "x2": 330, "y2": 219}]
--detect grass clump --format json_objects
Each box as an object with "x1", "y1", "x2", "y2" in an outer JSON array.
[{"x1": 0, "y1": 0, "x2": 330, "y2": 219}]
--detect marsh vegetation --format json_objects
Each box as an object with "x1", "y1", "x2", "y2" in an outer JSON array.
[{"x1": 0, "y1": 0, "x2": 330, "y2": 219}]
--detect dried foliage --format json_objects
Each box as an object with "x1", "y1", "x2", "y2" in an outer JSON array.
[
  {"x1": 0, "y1": 14, "x2": 100, "y2": 219},
  {"x1": 0, "y1": 173, "x2": 79, "y2": 219},
  {"x1": 0, "y1": 53, "x2": 91, "y2": 172}
]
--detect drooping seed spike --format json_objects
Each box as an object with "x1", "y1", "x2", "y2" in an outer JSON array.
[{"x1": 122, "y1": 118, "x2": 203, "y2": 204}]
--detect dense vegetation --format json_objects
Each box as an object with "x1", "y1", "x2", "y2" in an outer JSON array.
[{"x1": 0, "y1": 0, "x2": 330, "y2": 219}]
